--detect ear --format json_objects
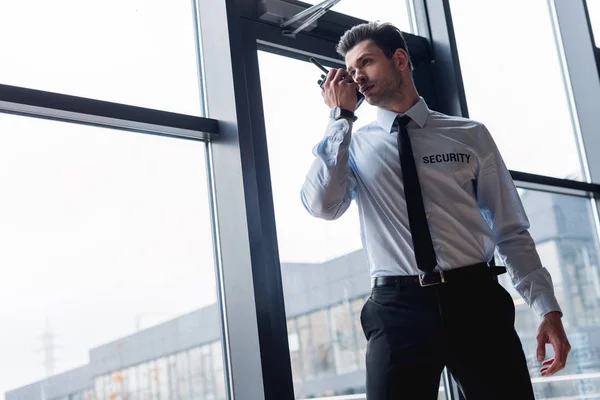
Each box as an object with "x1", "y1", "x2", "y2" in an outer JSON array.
[{"x1": 393, "y1": 48, "x2": 409, "y2": 71}]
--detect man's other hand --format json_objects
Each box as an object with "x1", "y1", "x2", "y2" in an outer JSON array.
[
  {"x1": 322, "y1": 68, "x2": 358, "y2": 111},
  {"x1": 536, "y1": 311, "x2": 571, "y2": 376}
]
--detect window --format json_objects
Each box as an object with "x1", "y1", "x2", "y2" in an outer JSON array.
[
  {"x1": 288, "y1": 322, "x2": 304, "y2": 384},
  {"x1": 0, "y1": 115, "x2": 225, "y2": 400},
  {"x1": 155, "y1": 358, "x2": 169, "y2": 400},
  {"x1": 351, "y1": 297, "x2": 368, "y2": 369},
  {"x1": 0, "y1": 0, "x2": 201, "y2": 115},
  {"x1": 94, "y1": 377, "x2": 105, "y2": 400},
  {"x1": 189, "y1": 347, "x2": 204, "y2": 397},
  {"x1": 330, "y1": 303, "x2": 359, "y2": 374},
  {"x1": 176, "y1": 351, "x2": 191, "y2": 398},
  {"x1": 450, "y1": 0, "x2": 583, "y2": 180},
  {"x1": 212, "y1": 342, "x2": 227, "y2": 400},
  {"x1": 310, "y1": 310, "x2": 335, "y2": 377},
  {"x1": 499, "y1": 188, "x2": 600, "y2": 399},
  {"x1": 298, "y1": 315, "x2": 315, "y2": 384}
]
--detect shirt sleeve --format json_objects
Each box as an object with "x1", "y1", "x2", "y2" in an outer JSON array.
[
  {"x1": 300, "y1": 118, "x2": 357, "y2": 220},
  {"x1": 475, "y1": 124, "x2": 562, "y2": 318}
]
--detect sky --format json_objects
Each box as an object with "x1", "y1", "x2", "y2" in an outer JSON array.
[{"x1": 1, "y1": 0, "x2": 600, "y2": 398}]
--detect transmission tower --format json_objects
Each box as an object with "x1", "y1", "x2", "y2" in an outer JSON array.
[{"x1": 36, "y1": 319, "x2": 59, "y2": 377}]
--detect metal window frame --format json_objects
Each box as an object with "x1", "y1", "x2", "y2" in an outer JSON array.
[
  {"x1": 512, "y1": 171, "x2": 600, "y2": 197},
  {"x1": 0, "y1": 84, "x2": 219, "y2": 141},
  {"x1": 412, "y1": 0, "x2": 469, "y2": 117}
]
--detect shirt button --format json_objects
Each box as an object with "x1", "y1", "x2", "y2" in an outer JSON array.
[
  {"x1": 426, "y1": 213, "x2": 431, "y2": 219},
  {"x1": 435, "y1": 244, "x2": 441, "y2": 250}
]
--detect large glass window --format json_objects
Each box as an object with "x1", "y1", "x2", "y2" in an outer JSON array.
[
  {"x1": 0, "y1": 0, "x2": 201, "y2": 115},
  {"x1": 258, "y1": 50, "x2": 447, "y2": 399},
  {"x1": 500, "y1": 189, "x2": 600, "y2": 399},
  {"x1": 299, "y1": 0, "x2": 413, "y2": 33},
  {"x1": 450, "y1": 0, "x2": 583, "y2": 180},
  {"x1": 0, "y1": 115, "x2": 226, "y2": 400}
]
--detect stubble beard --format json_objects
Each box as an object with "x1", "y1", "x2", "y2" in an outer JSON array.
[{"x1": 369, "y1": 74, "x2": 404, "y2": 109}]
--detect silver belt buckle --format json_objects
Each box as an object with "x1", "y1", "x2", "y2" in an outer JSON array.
[{"x1": 419, "y1": 270, "x2": 447, "y2": 287}]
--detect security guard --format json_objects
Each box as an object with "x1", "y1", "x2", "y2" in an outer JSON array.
[{"x1": 301, "y1": 21, "x2": 570, "y2": 399}]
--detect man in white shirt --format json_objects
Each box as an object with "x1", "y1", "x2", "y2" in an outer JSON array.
[{"x1": 301, "y1": 21, "x2": 570, "y2": 399}]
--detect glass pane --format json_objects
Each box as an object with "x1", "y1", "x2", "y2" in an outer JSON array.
[
  {"x1": 450, "y1": 0, "x2": 583, "y2": 180},
  {"x1": 258, "y1": 51, "x2": 447, "y2": 399},
  {"x1": 589, "y1": 0, "x2": 600, "y2": 46},
  {"x1": 0, "y1": 0, "x2": 201, "y2": 115},
  {"x1": 300, "y1": 0, "x2": 413, "y2": 34},
  {"x1": 1, "y1": 115, "x2": 227, "y2": 400},
  {"x1": 501, "y1": 189, "x2": 600, "y2": 399}
]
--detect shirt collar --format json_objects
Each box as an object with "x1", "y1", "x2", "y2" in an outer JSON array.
[{"x1": 376, "y1": 96, "x2": 430, "y2": 133}]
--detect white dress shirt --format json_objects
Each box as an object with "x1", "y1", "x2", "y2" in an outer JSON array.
[{"x1": 301, "y1": 97, "x2": 561, "y2": 317}]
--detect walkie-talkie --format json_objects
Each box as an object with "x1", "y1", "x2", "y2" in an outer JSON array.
[{"x1": 310, "y1": 57, "x2": 364, "y2": 110}]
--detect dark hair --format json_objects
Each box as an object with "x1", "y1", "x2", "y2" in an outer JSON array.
[{"x1": 336, "y1": 21, "x2": 413, "y2": 70}]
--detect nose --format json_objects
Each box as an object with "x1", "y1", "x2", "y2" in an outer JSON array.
[{"x1": 354, "y1": 69, "x2": 366, "y2": 84}]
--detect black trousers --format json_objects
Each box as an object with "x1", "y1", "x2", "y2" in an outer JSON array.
[{"x1": 360, "y1": 277, "x2": 535, "y2": 400}]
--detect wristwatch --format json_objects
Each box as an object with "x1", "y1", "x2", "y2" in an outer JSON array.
[{"x1": 330, "y1": 106, "x2": 358, "y2": 122}]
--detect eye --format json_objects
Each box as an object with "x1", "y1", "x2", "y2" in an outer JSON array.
[
  {"x1": 363, "y1": 58, "x2": 371, "y2": 66},
  {"x1": 349, "y1": 69, "x2": 356, "y2": 76}
]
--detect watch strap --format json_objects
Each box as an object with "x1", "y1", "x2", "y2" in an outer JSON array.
[{"x1": 330, "y1": 106, "x2": 357, "y2": 122}]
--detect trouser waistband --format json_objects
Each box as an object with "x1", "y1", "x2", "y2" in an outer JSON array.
[{"x1": 371, "y1": 262, "x2": 506, "y2": 289}]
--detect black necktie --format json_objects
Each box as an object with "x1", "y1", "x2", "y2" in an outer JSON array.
[{"x1": 395, "y1": 115, "x2": 437, "y2": 273}]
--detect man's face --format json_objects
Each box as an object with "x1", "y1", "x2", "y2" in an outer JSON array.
[{"x1": 345, "y1": 40, "x2": 404, "y2": 108}]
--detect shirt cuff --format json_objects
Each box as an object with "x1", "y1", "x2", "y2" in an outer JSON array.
[
  {"x1": 531, "y1": 292, "x2": 563, "y2": 318},
  {"x1": 328, "y1": 118, "x2": 352, "y2": 141}
]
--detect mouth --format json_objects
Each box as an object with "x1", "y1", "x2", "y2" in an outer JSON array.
[{"x1": 361, "y1": 85, "x2": 374, "y2": 96}]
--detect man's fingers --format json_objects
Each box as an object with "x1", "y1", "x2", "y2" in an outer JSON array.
[
  {"x1": 561, "y1": 336, "x2": 572, "y2": 358},
  {"x1": 537, "y1": 313, "x2": 570, "y2": 376},
  {"x1": 543, "y1": 339, "x2": 570, "y2": 376},
  {"x1": 324, "y1": 69, "x2": 349, "y2": 91},
  {"x1": 333, "y1": 68, "x2": 346, "y2": 82},
  {"x1": 324, "y1": 68, "x2": 338, "y2": 86},
  {"x1": 553, "y1": 335, "x2": 570, "y2": 367},
  {"x1": 536, "y1": 333, "x2": 546, "y2": 362},
  {"x1": 544, "y1": 360, "x2": 560, "y2": 376}
]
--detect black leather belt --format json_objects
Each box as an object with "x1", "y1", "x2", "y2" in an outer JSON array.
[{"x1": 371, "y1": 262, "x2": 507, "y2": 288}]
